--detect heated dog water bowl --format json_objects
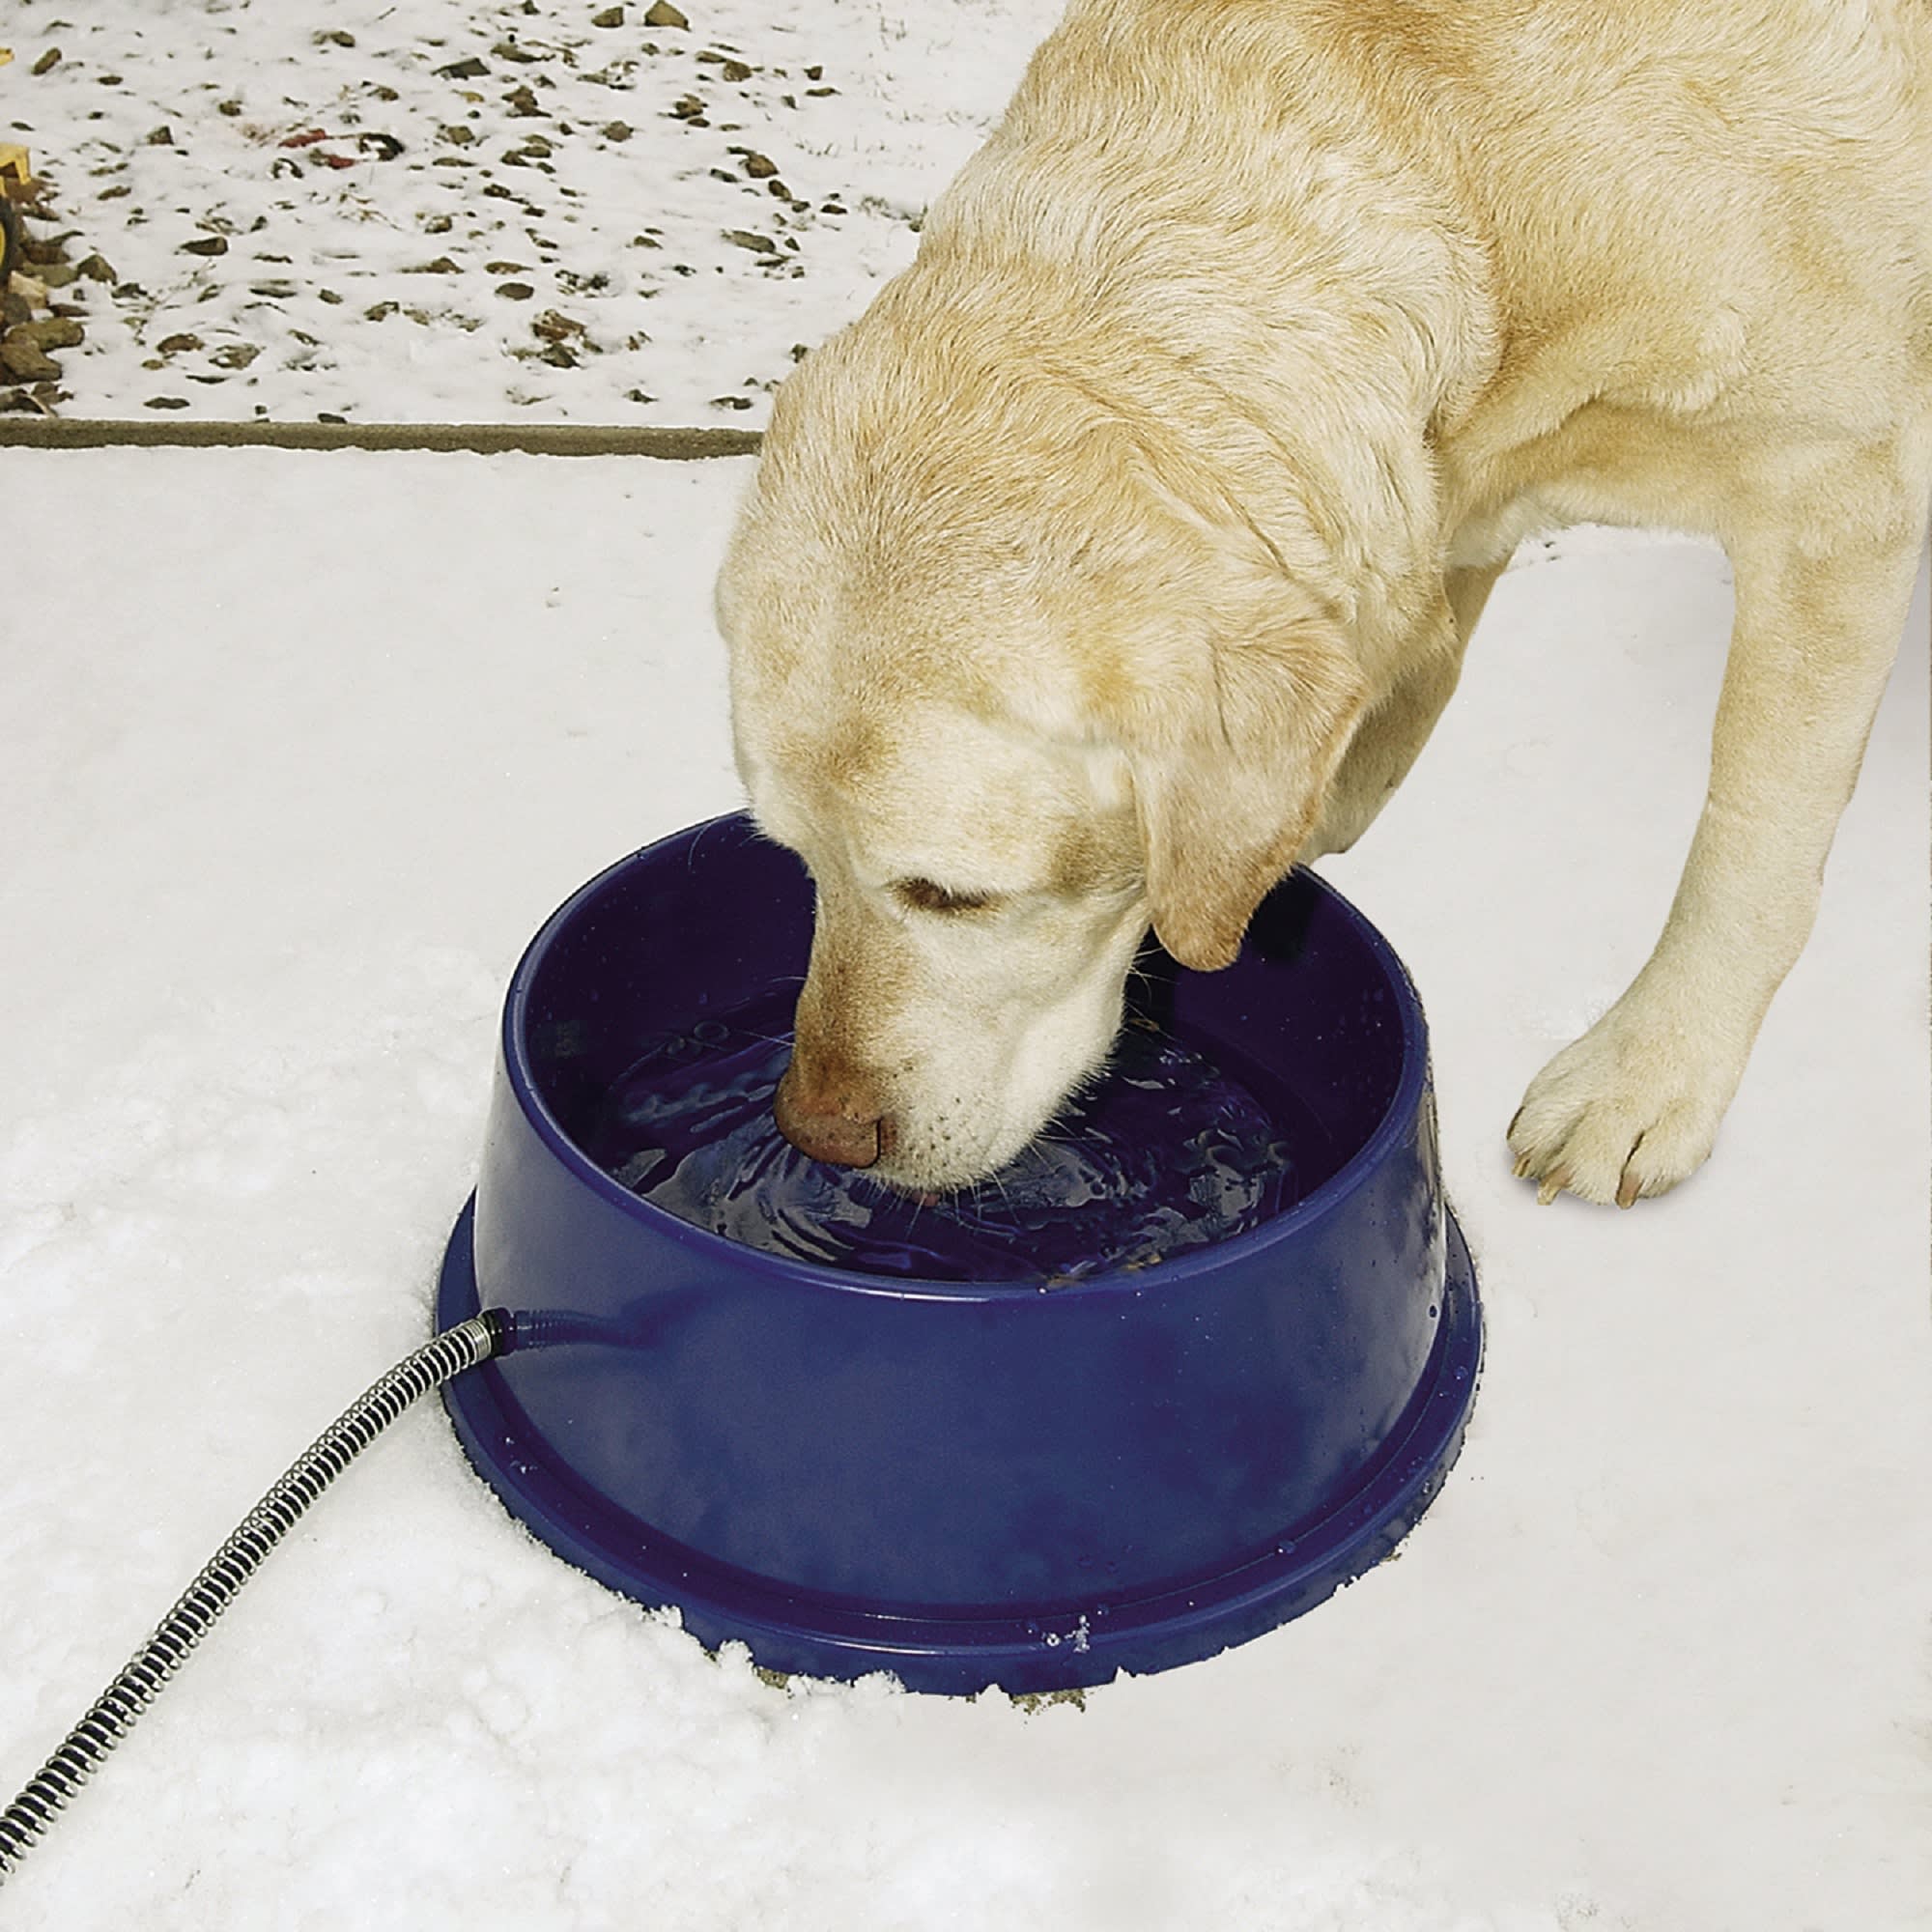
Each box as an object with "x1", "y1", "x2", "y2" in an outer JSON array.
[{"x1": 438, "y1": 812, "x2": 1480, "y2": 1693}]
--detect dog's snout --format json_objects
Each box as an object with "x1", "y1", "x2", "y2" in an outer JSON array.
[{"x1": 773, "y1": 1057, "x2": 892, "y2": 1169}]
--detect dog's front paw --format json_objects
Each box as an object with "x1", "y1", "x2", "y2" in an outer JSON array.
[{"x1": 1507, "y1": 1002, "x2": 1739, "y2": 1208}]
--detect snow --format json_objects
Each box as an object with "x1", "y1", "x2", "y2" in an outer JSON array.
[
  {"x1": 2, "y1": 1, "x2": 1929, "y2": 1924},
  {"x1": 4, "y1": 0, "x2": 1060, "y2": 425},
  {"x1": 1, "y1": 449, "x2": 1923, "y2": 1932}
]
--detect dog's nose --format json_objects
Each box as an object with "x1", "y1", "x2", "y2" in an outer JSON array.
[{"x1": 773, "y1": 1059, "x2": 890, "y2": 1169}]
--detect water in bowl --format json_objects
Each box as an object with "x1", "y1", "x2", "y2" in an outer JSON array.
[{"x1": 583, "y1": 998, "x2": 1336, "y2": 1285}]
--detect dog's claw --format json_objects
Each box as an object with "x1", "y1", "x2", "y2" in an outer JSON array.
[
  {"x1": 1615, "y1": 1167, "x2": 1642, "y2": 1208},
  {"x1": 1535, "y1": 1167, "x2": 1569, "y2": 1206}
]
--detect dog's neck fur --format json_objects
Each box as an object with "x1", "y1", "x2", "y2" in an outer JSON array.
[{"x1": 903, "y1": 8, "x2": 1504, "y2": 681}]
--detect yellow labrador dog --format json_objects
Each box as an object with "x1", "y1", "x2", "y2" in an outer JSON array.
[{"x1": 715, "y1": 0, "x2": 1931, "y2": 1208}]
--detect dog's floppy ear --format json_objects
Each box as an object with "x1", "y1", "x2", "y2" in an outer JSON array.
[{"x1": 1127, "y1": 618, "x2": 1366, "y2": 971}]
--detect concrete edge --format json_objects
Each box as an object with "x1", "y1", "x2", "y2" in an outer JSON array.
[{"x1": 0, "y1": 417, "x2": 764, "y2": 458}]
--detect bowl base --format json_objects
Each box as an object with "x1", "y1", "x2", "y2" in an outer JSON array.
[{"x1": 437, "y1": 1199, "x2": 1482, "y2": 1695}]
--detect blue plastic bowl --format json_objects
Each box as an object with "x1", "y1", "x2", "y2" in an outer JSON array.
[{"x1": 438, "y1": 812, "x2": 1480, "y2": 1693}]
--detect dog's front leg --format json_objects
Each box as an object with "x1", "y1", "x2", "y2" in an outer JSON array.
[
  {"x1": 1508, "y1": 485, "x2": 1924, "y2": 1206},
  {"x1": 1304, "y1": 562, "x2": 1505, "y2": 860}
]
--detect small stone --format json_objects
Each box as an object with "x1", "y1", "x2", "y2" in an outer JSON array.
[
  {"x1": 496, "y1": 281, "x2": 535, "y2": 300},
  {"x1": 77, "y1": 253, "x2": 117, "y2": 283},
  {"x1": 505, "y1": 84, "x2": 545, "y2": 116},
  {"x1": 708, "y1": 55, "x2": 753, "y2": 81},
  {"x1": 520, "y1": 134, "x2": 555, "y2": 158},
  {"x1": 805, "y1": 65, "x2": 823, "y2": 80},
  {"x1": 145, "y1": 396, "x2": 190, "y2": 410},
  {"x1": 493, "y1": 40, "x2": 543, "y2": 63},
  {"x1": 1, "y1": 293, "x2": 30, "y2": 327},
  {"x1": 32, "y1": 48, "x2": 63, "y2": 76},
  {"x1": 593, "y1": 5, "x2": 625, "y2": 24},
  {"x1": 670, "y1": 95, "x2": 704, "y2": 119},
  {"x1": 438, "y1": 57, "x2": 492, "y2": 79},
  {"x1": 156, "y1": 332, "x2": 204, "y2": 355},
  {"x1": 643, "y1": 0, "x2": 688, "y2": 24},
  {"x1": 0, "y1": 337, "x2": 61, "y2": 383},
  {"x1": 217, "y1": 99, "x2": 242, "y2": 117},
  {"x1": 485, "y1": 261, "x2": 529, "y2": 273},
  {"x1": 440, "y1": 125, "x2": 477, "y2": 146},
  {"x1": 602, "y1": 120, "x2": 633, "y2": 141},
  {"x1": 37, "y1": 263, "x2": 77, "y2": 288},
  {"x1": 723, "y1": 228, "x2": 776, "y2": 254},
  {"x1": 182, "y1": 235, "x2": 229, "y2": 257},
  {"x1": 318, "y1": 289, "x2": 345, "y2": 305},
  {"x1": 315, "y1": 29, "x2": 357, "y2": 47},
  {"x1": 710, "y1": 393, "x2": 753, "y2": 411},
  {"x1": 364, "y1": 301, "x2": 398, "y2": 322},
  {"x1": 742, "y1": 151, "x2": 777, "y2": 178},
  {"x1": 211, "y1": 343, "x2": 262, "y2": 369},
  {"x1": 14, "y1": 317, "x2": 83, "y2": 352},
  {"x1": 249, "y1": 281, "x2": 298, "y2": 298},
  {"x1": 145, "y1": 126, "x2": 175, "y2": 146},
  {"x1": 409, "y1": 256, "x2": 462, "y2": 273},
  {"x1": 531, "y1": 309, "x2": 584, "y2": 342},
  {"x1": 425, "y1": 213, "x2": 456, "y2": 234}
]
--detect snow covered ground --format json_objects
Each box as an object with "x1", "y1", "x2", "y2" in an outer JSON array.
[
  {"x1": 0, "y1": 445, "x2": 1924, "y2": 1932},
  {"x1": 3, "y1": 0, "x2": 1059, "y2": 424}
]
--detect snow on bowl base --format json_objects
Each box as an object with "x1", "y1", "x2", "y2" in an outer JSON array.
[{"x1": 437, "y1": 812, "x2": 1482, "y2": 1694}]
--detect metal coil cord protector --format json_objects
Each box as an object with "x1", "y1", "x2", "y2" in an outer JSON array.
[{"x1": 0, "y1": 1309, "x2": 512, "y2": 1884}]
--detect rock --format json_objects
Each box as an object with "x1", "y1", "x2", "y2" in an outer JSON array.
[
  {"x1": 593, "y1": 6, "x2": 626, "y2": 24},
  {"x1": 723, "y1": 229, "x2": 777, "y2": 254},
  {"x1": 145, "y1": 126, "x2": 175, "y2": 147},
  {"x1": 505, "y1": 84, "x2": 545, "y2": 116},
  {"x1": 37, "y1": 262, "x2": 76, "y2": 288},
  {"x1": 13, "y1": 317, "x2": 82, "y2": 351},
  {"x1": 531, "y1": 309, "x2": 585, "y2": 342},
  {"x1": 643, "y1": 0, "x2": 688, "y2": 25},
  {"x1": 0, "y1": 336, "x2": 60, "y2": 382},
  {"x1": 144, "y1": 396, "x2": 190, "y2": 410},
  {"x1": 77, "y1": 253, "x2": 116, "y2": 282},
  {"x1": 314, "y1": 29, "x2": 356, "y2": 48},
  {"x1": 218, "y1": 99, "x2": 242, "y2": 117},
  {"x1": 670, "y1": 95, "x2": 704, "y2": 120},
  {"x1": 1, "y1": 292, "x2": 29, "y2": 327},
  {"x1": 32, "y1": 48, "x2": 62, "y2": 76},
  {"x1": 602, "y1": 121, "x2": 634, "y2": 141},
  {"x1": 437, "y1": 58, "x2": 492, "y2": 80},
  {"x1": 212, "y1": 343, "x2": 262, "y2": 369},
  {"x1": 496, "y1": 281, "x2": 535, "y2": 300},
  {"x1": 408, "y1": 256, "x2": 462, "y2": 273},
  {"x1": 156, "y1": 332, "x2": 205, "y2": 354},
  {"x1": 182, "y1": 235, "x2": 229, "y2": 257},
  {"x1": 440, "y1": 125, "x2": 476, "y2": 146},
  {"x1": 742, "y1": 151, "x2": 777, "y2": 178}
]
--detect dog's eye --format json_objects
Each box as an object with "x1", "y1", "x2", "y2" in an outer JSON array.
[{"x1": 895, "y1": 877, "x2": 1000, "y2": 915}]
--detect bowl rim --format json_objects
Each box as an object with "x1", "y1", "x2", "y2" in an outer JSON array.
[{"x1": 499, "y1": 811, "x2": 1432, "y2": 1302}]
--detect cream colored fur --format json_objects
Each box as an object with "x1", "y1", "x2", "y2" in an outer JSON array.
[{"x1": 715, "y1": 0, "x2": 1932, "y2": 1205}]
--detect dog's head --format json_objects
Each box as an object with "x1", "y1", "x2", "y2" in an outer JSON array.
[{"x1": 715, "y1": 307, "x2": 1366, "y2": 1191}]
